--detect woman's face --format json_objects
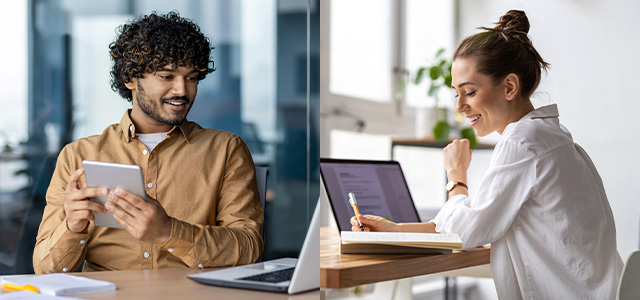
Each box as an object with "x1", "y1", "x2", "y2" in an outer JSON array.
[{"x1": 451, "y1": 57, "x2": 513, "y2": 137}]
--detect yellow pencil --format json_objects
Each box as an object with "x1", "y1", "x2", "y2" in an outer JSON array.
[{"x1": 1, "y1": 283, "x2": 40, "y2": 293}]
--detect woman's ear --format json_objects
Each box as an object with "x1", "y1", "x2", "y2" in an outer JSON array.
[{"x1": 504, "y1": 73, "x2": 519, "y2": 101}]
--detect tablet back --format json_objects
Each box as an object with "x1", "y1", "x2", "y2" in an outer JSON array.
[{"x1": 82, "y1": 160, "x2": 146, "y2": 229}]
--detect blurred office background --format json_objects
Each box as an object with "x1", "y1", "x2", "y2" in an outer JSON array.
[
  {"x1": 320, "y1": 0, "x2": 640, "y2": 299},
  {"x1": 0, "y1": 0, "x2": 319, "y2": 275}
]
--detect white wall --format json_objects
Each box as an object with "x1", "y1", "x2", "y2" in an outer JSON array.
[{"x1": 457, "y1": 0, "x2": 640, "y2": 261}]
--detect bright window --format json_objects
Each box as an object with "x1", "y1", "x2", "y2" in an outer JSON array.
[
  {"x1": 329, "y1": 0, "x2": 393, "y2": 103},
  {"x1": 327, "y1": 0, "x2": 454, "y2": 107},
  {"x1": 404, "y1": 0, "x2": 455, "y2": 108},
  {"x1": 0, "y1": 1, "x2": 28, "y2": 148}
]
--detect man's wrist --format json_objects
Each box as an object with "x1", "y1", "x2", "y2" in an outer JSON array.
[
  {"x1": 156, "y1": 217, "x2": 173, "y2": 244},
  {"x1": 66, "y1": 220, "x2": 89, "y2": 233}
]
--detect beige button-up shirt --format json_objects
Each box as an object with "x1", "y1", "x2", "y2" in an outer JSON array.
[{"x1": 34, "y1": 110, "x2": 264, "y2": 273}]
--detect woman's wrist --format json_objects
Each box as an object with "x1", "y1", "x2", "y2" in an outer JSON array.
[{"x1": 446, "y1": 169, "x2": 468, "y2": 183}]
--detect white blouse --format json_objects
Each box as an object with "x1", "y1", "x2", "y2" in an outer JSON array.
[{"x1": 432, "y1": 104, "x2": 623, "y2": 299}]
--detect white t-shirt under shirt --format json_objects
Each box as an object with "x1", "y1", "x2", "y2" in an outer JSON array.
[
  {"x1": 431, "y1": 104, "x2": 623, "y2": 299},
  {"x1": 135, "y1": 132, "x2": 167, "y2": 152}
]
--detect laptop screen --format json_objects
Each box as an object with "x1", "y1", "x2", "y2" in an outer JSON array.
[{"x1": 320, "y1": 158, "x2": 421, "y2": 231}]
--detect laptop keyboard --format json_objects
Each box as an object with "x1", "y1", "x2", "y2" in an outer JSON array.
[{"x1": 238, "y1": 267, "x2": 295, "y2": 283}]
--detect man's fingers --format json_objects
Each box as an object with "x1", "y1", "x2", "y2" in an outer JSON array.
[
  {"x1": 108, "y1": 196, "x2": 139, "y2": 216},
  {"x1": 106, "y1": 201, "x2": 135, "y2": 228},
  {"x1": 113, "y1": 215, "x2": 134, "y2": 233},
  {"x1": 65, "y1": 198, "x2": 106, "y2": 213},
  {"x1": 69, "y1": 210, "x2": 96, "y2": 221},
  {"x1": 65, "y1": 169, "x2": 85, "y2": 192},
  {"x1": 66, "y1": 187, "x2": 108, "y2": 202},
  {"x1": 111, "y1": 188, "x2": 146, "y2": 209}
]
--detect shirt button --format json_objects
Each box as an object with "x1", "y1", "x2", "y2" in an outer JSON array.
[
  {"x1": 143, "y1": 252, "x2": 150, "y2": 258},
  {"x1": 142, "y1": 149, "x2": 148, "y2": 155},
  {"x1": 79, "y1": 240, "x2": 85, "y2": 245},
  {"x1": 168, "y1": 248, "x2": 174, "y2": 253},
  {"x1": 147, "y1": 183, "x2": 153, "y2": 188},
  {"x1": 62, "y1": 267, "x2": 68, "y2": 272}
]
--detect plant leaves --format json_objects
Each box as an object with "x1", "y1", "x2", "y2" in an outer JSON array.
[
  {"x1": 428, "y1": 84, "x2": 439, "y2": 97},
  {"x1": 444, "y1": 74, "x2": 452, "y2": 88},
  {"x1": 435, "y1": 48, "x2": 445, "y2": 58},
  {"x1": 461, "y1": 127, "x2": 477, "y2": 149},
  {"x1": 433, "y1": 121, "x2": 451, "y2": 143},
  {"x1": 429, "y1": 66, "x2": 441, "y2": 80},
  {"x1": 414, "y1": 67, "x2": 425, "y2": 84}
]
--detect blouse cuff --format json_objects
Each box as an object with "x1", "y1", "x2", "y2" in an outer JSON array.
[{"x1": 430, "y1": 194, "x2": 468, "y2": 233}]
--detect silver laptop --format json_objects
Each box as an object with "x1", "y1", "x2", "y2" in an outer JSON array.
[{"x1": 187, "y1": 202, "x2": 320, "y2": 294}]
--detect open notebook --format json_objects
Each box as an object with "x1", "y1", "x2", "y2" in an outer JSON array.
[
  {"x1": 1, "y1": 273, "x2": 115, "y2": 296},
  {"x1": 340, "y1": 231, "x2": 462, "y2": 254},
  {"x1": 187, "y1": 201, "x2": 320, "y2": 294}
]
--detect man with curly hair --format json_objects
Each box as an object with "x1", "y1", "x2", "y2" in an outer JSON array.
[{"x1": 33, "y1": 12, "x2": 264, "y2": 273}]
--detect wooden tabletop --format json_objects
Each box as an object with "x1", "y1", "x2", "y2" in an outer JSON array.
[
  {"x1": 1, "y1": 268, "x2": 319, "y2": 300},
  {"x1": 320, "y1": 227, "x2": 490, "y2": 289}
]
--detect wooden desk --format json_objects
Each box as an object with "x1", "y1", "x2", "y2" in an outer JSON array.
[
  {"x1": 1, "y1": 268, "x2": 319, "y2": 300},
  {"x1": 320, "y1": 227, "x2": 490, "y2": 289}
]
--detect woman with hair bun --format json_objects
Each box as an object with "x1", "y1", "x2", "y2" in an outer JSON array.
[{"x1": 352, "y1": 10, "x2": 622, "y2": 299}]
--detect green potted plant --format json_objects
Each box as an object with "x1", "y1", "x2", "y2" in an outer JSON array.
[
  {"x1": 413, "y1": 48, "x2": 452, "y2": 143},
  {"x1": 407, "y1": 48, "x2": 477, "y2": 148}
]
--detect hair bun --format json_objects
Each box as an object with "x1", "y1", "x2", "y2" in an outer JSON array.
[{"x1": 494, "y1": 10, "x2": 529, "y2": 35}]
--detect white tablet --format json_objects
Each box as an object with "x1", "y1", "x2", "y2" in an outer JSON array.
[{"x1": 82, "y1": 160, "x2": 147, "y2": 229}]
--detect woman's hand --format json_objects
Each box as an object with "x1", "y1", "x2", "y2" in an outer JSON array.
[
  {"x1": 443, "y1": 139, "x2": 472, "y2": 182},
  {"x1": 350, "y1": 215, "x2": 400, "y2": 232}
]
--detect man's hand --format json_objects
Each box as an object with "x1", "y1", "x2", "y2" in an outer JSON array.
[
  {"x1": 104, "y1": 188, "x2": 172, "y2": 244},
  {"x1": 63, "y1": 169, "x2": 108, "y2": 233},
  {"x1": 350, "y1": 215, "x2": 400, "y2": 232}
]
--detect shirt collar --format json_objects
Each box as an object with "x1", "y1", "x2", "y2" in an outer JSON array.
[
  {"x1": 119, "y1": 109, "x2": 192, "y2": 143},
  {"x1": 520, "y1": 104, "x2": 559, "y2": 121}
]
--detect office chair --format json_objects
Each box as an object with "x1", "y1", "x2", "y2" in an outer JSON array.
[
  {"x1": 255, "y1": 166, "x2": 269, "y2": 261},
  {"x1": 616, "y1": 250, "x2": 640, "y2": 300},
  {"x1": 14, "y1": 155, "x2": 57, "y2": 274},
  {"x1": 255, "y1": 167, "x2": 268, "y2": 218}
]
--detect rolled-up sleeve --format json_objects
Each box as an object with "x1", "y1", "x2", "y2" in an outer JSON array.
[
  {"x1": 33, "y1": 146, "x2": 89, "y2": 274},
  {"x1": 431, "y1": 139, "x2": 537, "y2": 249}
]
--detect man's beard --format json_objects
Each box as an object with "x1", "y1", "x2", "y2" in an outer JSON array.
[{"x1": 136, "y1": 80, "x2": 190, "y2": 126}]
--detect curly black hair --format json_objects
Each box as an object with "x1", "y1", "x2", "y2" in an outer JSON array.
[{"x1": 109, "y1": 11, "x2": 215, "y2": 101}]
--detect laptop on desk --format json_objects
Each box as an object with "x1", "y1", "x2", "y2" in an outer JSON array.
[
  {"x1": 187, "y1": 202, "x2": 320, "y2": 294},
  {"x1": 320, "y1": 158, "x2": 422, "y2": 231}
]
